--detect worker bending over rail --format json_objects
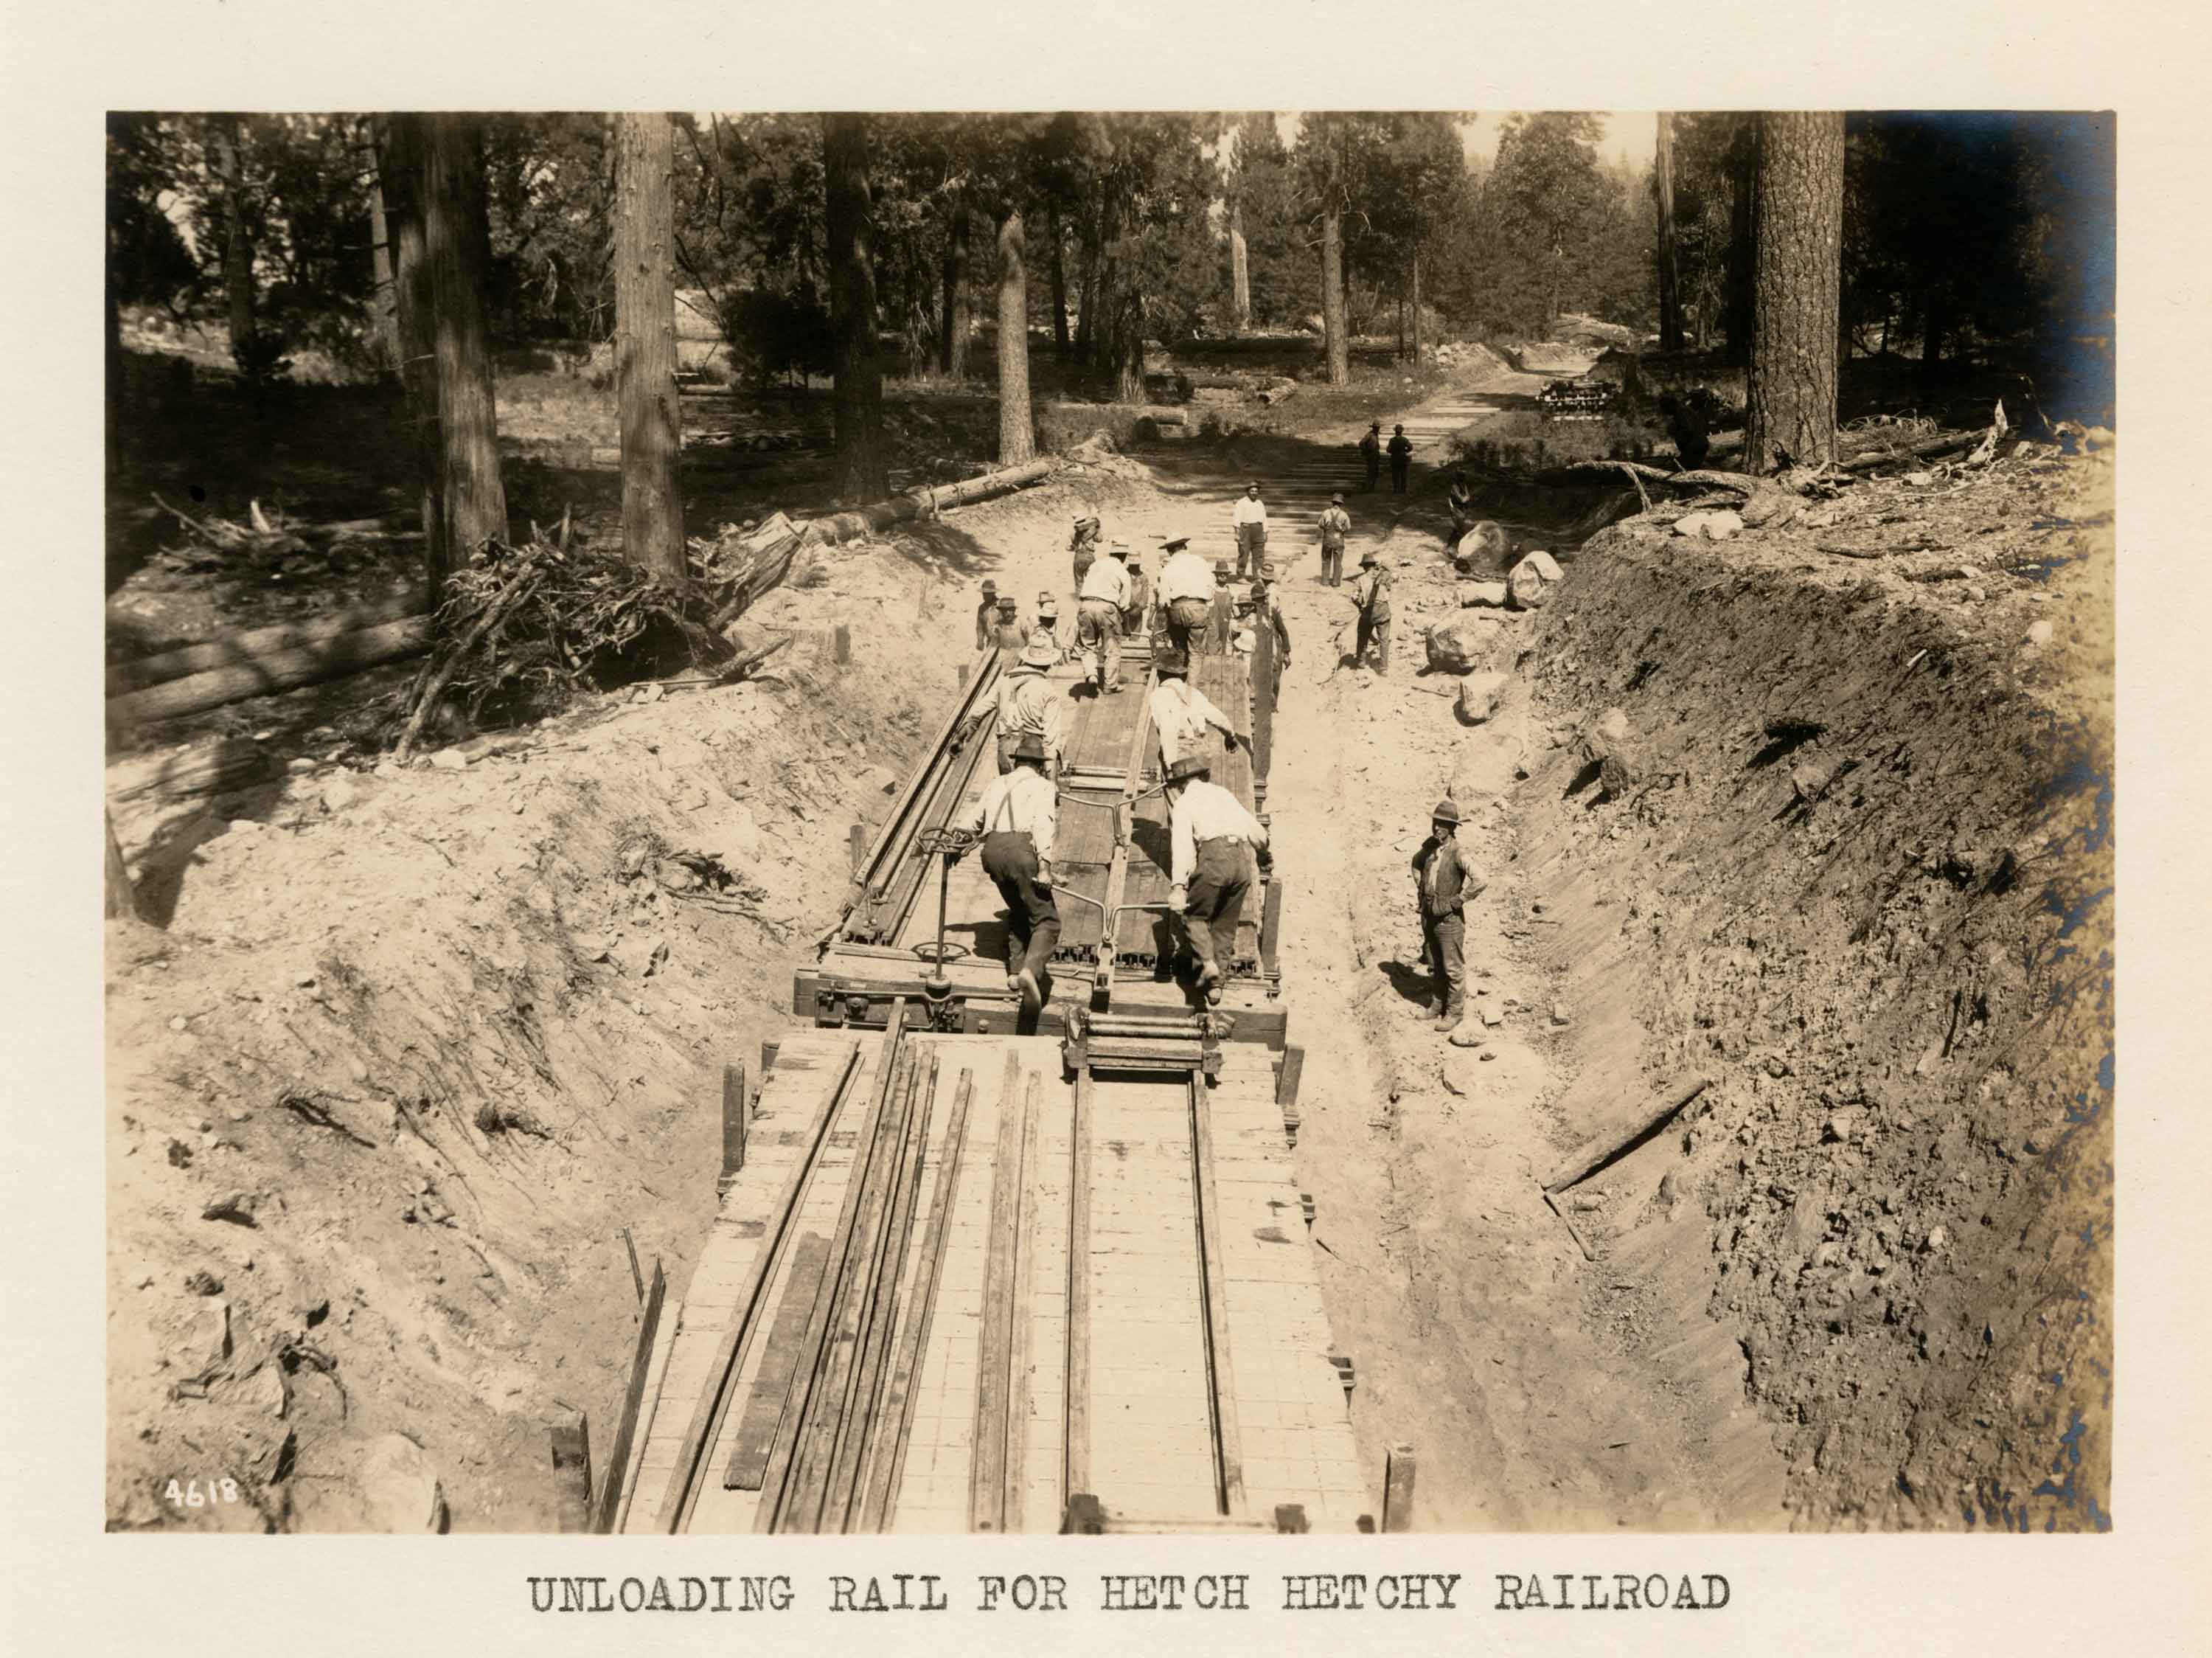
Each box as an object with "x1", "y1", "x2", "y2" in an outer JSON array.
[
  {"x1": 1148, "y1": 651, "x2": 1243, "y2": 769},
  {"x1": 1164, "y1": 754, "x2": 1268, "y2": 1006},
  {"x1": 954, "y1": 732, "x2": 1061, "y2": 1009}
]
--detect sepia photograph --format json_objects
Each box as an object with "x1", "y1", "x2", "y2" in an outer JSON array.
[{"x1": 96, "y1": 104, "x2": 2116, "y2": 1540}]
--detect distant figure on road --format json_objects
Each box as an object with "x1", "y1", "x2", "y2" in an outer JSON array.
[
  {"x1": 1231, "y1": 482, "x2": 1268, "y2": 577},
  {"x1": 1316, "y1": 491, "x2": 1352, "y2": 587},
  {"x1": 954, "y1": 731, "x2": 1060, "y2": 1010},
  {"x1": 975, "y1": 580, "x2": 1000, "y2": 650},
  {"x1": 1412, "y1": 798, "x2": 1486, "y2": 1028},
  {"x1": 1387, "y1": 423, "x2": 1413, "y2": 493},
  {"x1": 1658, "y1": 394, "x2": 1711, "y2": 471},
  {"x1": 1155, "y1": 535, "x2": 1215, "y2": 660},
  {"x1": 1070, "y1": 514, "x2": 1102, "y2": 591},
  {"x1": 1077, "y1": 543, "x2": 1133, "y2": 695},
  {"x1": 1349, "y1": 549, "x2": 1393, "y2": 673},
  {"x1": 1164, "y1": 753, "x2": 1269, "y2": 1006},
  {"x1": 1358, "y1": 422, "x2": 1382, "y2": 492}
]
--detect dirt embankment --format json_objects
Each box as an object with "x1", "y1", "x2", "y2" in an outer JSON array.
[{"x1": 1506, "y1": 457, "x2": 2113, "y2": 1529}]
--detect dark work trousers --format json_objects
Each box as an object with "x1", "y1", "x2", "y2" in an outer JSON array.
[
  {"x1": 1163, "y1": 596, "x2": 1210, "y2": 659},
  {"x1": 1321, "y1": 543, "x2": 1344, "y2": 586},
  {"x1": 1422, "y1": 907, "x2": 1465, "y2": 1008},
  {"x1": 1390, "y1": 457, "x2": 1409, "y2": 493},
  {"x1": 1183, "y1": 838, "x2": 1252, "y2": 979},
  {"x1": 1357, "y1": 613, "x2": 1392, "y2": 672},
  {"x1": 981, "y1": 830, "x2": 1059, "y2": 985},
  {"x1": 1234, "y1": 521, "x2": 1267, "y2": 577},
  {"x1": 1363, "y1": 453, "x2": 1380, "y2": 491}
]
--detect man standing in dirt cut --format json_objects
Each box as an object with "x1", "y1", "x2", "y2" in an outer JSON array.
[
  {"x1": 1349, "y1": 549, "x2": 1393, "y2": 673},
  {"x1": 954, "y1": 732, "x2": 1060, "y2": 1010},
  {"x1": 975, "y1": 580, "x2": 1000, "y2": 649},
  {"x1": 1358, "y1": 421, "x2": 1382, "y2": 492},
  {"x1": 1156, "y1": 535, "x2": 1216, "y2": 660},
  {"x1": 1164, "y1": 753, "x2": 1269, "y2": 1006},
  {"x1": 1387, "y1": 423, "x2": 1413, "y2": 493},
  {"x1": 1231, "y1": 482, "x2": 1268, "y2": 577},
  {"x1": 1077, "y1": 541, "x2": 1133, "y2": 694},
  {"x1": 1247, "y1": 563, "x2": 1290, "y2": 695},
  {"x1": 1413, "y1": 797, "x2": 1486, "y2": 1027},
  {"x1": 1316, "y1": 491, "x2": 1352, "y2": 586},
  {"x1": 1070, "y1": 513, "x2": 1102, "y2": 591}
]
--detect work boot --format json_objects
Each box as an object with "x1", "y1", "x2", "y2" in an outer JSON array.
[{"x1": 1433, "y1": 996, "x2": 1465, "y2": 1030}]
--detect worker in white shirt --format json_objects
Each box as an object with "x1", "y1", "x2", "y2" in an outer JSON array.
[
  {"x1": 1164, "y1": 753, "x2": 1269, "y2": 1005},
  {"x1": 959, "y1": 634, "x2": 1065, "y2": 777},
  {"x1": 953, "y1": 732, "x2": 1060, "y2": 1008},
  {"x1": 1147, "y1": 651, "x2": 1243, "y2": 769},
  {"x1": 1076, "y1": 542, "x2": 1133, "y2": 695},
  {"x1": 1155, "y1": 534, "x2": 1216, "y2": 659},
  {"x1": 1231, "y1": 482, "x2": 1268, "y2": 577}
]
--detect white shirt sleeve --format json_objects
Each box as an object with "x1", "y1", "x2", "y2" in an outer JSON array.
[{"x1": 1170, "y1": 795, "x2": 1195, "y2": 887}]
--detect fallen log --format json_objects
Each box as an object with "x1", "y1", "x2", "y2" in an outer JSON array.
[
  {"x1": 1839, "y1": 429, "x2": 1978, "y2": 472},
  {"x1": 1256, "y1": 380, "x2": 1299, "y2": 406},
  {"x1": 106, "y1": 594, "x2": 428, "y2": 698},
  {"x1": 106, "y1": 735, "x2": 274, "y2": 806},
  {"x1": 106, "y1": 615, "x2": 434, "y2": 726},
  {"x1": 807, "y1": 456, "x2": 1057, "y2": 547},
  {"x1": 1553, "y1": 459, "x2": 1761, "y2": 494}
]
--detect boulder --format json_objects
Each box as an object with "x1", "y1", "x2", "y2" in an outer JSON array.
[
  {"x1": 319, "y1": 775, "x2": 361, "y2": 814},
  {"x1": 1424, "y1": 620, "x2": 1489, "y2": 676},
  {"x1": 1506, "y1": 550, "x2": 1565, "y2": 610},
  {"x1": 1457, "y1": 580, "x2": 1511, "y2": 609},
  {"x1": 1672, "y1": 508, "x2": 1744, "y2": 541},
  {"x1": 1739, "y1": 485, "x2": 1802, "y2": 530},
  {"x1": 1580, "y1": 706, "x2": 1640, "y2": 795},
  {"x1": 358, "y1": 1432, "x2": 449, "y2": 1533},
  {"x1": 1453, "y1": 520, "x2": 1509, "y2": 566},
  {"x1": 1454, "y1": 670, "x2": 1509, "y2": 726}
]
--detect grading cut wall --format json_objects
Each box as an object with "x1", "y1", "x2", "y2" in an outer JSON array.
[{"x1": 1503, "y1": 489, "x2": 2112, "y2": 1529}]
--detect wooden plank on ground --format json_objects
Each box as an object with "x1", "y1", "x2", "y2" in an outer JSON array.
[{"x1": 593, "y1": 1260, "x2": 667, "y2": 1533}]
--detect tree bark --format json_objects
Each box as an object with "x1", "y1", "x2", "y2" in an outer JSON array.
[
  {"x1": 995, "y1": 209, "x2": 1034, "y2": 465},
  {"x1": 824, "y1": 114, "x2": 888, "y2": 502},
  {"x1": 1229, "y1": 198, "x2": 1251, "y2": 334},
  {"x1": 939, "y1": 202, "x2": 969, "y2": 377},
  {"x1": 1657, "y1": 111, "x2": 1684, "y2": 353},
  {"x1": 1075, "y1": 218, "x2": 1099, "y2": 364},
  {"x1": 1411, "y1": 249, "x2": 1424, "y2": 362},
  {"x1": 1046, "y1": 202, "x2": 1069, "y2": 355},
  {"x1": 1745, "y1": 111, "x2": 1846, "y2": 473},
  {"x1": 422, "y1": 114, "x2": 509, "y2": 564},
  {"x1": 1321, "y1": 199, "x2": 1349, "y2": 386},
  {"x1": 360, "y1": 118, "x2": 399, "y2": 372},
  {"x1": 1113, "y1": 295, "x2": 1146, "y2": 403},
  {"x1": 1724, "y1": 126, "x2": 1755, "y2": 368},
  {"x1": 105, "y1": 808, "x2": 142, "y2": 922},
  {"x1": 105, "y1": 224, "x2": 125, "y2": 479},
  {"x1": 213, "y1": 117, "x2": 256, "y2": 351},
  {"x1": 613, "y1": 111, "x2": 687, "y2": 584},
  {"x1": 378, "y1": 116, "x2": 449, "y2": 597}
]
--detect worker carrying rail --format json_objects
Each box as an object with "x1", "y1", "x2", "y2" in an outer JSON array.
[
  {"x1": 950, "y1": 732, "x2": 1060, "y2": 1009},
  {"x1": 1164, "y1": 753, "x2": 1268, "y2": 1006},
  {"x1": 1155, "y1": 535, "x2": 1215, "y2": 660},
  {"x1": 1077, "y1": 542, "x2": 1133, "y2": 696},
  {"x1": 957, "y1": 635, "x2": 1065, "y2": 777},
  {"x1": 1149, "y1": 650, "x2": 1244, "y2": 769}
]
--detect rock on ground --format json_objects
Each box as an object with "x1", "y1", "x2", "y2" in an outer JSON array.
[
  {"x1": 1458, "y1": 580, "x2": 1511, "y2": 609},
  {"x1": 1455, "y1": 670, "x2": 1509, "y2": 726},
  {"x1": 1507, "y1": 550, "x2": 1565, "y2": 610},
  {"x1": 1672, "y1": 509, "x2": 1744, "y2": 542},
  {"x1": 1425, "y1": 620, "x2": 1491, "y2": 675}
]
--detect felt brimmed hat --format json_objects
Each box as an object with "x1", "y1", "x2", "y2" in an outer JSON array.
[
  {"x1": 1431, "y1": 798, "x2": 1461, "y2": 825},
  {"x1": 1246, "y1": 481, "x2": 1262, "y2": 490},
  {"x1": 1331, "y1": 492, "x2": 1345, "y2": 504},
  {"x1": 1167, "y1": 755, "x2": 1211, "y2": 783},
  {"x1": 1012, "y1": 732, "x2": 1048, "y2": 762},
  {"x1": 1212, "y1": 558, "x2": 1232, "y2": 577},
  {"x1": 1359, "y1": 549, "x2": 1380, "y2": 566},
  {"x1": 1018, "y1": 637, "x2": 1059, "y2": 668},
  {"x1": 1110, "y1": 542, "x2": 1130, "y2": 557},
  {"x1": 1162, "y1": 535, "x2": 1191, "y2": 552},
  {"x1": 1155, "y1": 648, "x2": 1189, "y2": 676},
  {"x1": 1256, "y1": 561, "x2": 1277, "y2": 580},
  {"x1": 1037, "y1": 590, "x2": 1056, "y2": 607},
  {"x1": 981, "y1": 579, "x2": 998, "y2": 594}
]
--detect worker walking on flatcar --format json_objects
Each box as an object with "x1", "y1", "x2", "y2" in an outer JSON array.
[
  {"x1": 954, "y1": 732, "x2": 1061, "y2": 1010},
  {"x1": 1164, "y1": 754, "x2": 1269, "y2": 1006},
  {"x1": 1077, "y1": 541, "x2": 1133, "y2": 694},
  {"x1": 959, "y1": 634, "x2": 1065, "y2": 777},
  {"x1": 1155, "y1": 535, "x2": 1215, "y2": 660},
  {"x1": 1148, "y1": 651, "x2": 1243, "y2": 769}
]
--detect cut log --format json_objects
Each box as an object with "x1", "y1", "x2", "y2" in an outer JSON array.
[
  {"x1": 106, "y1": 736, "x2": 274, "y2": 807},
  {"x1": 105, "y1": 594, "x2": 428, "y2": 697},
  {"x1": 106, "y1": 616, "x2": 434, "y2": 726},
  {"x1": 1839, "y1": 429, "x2": 1978, "y2": 472},
  {"x1": 807, "y1": 457, "x2": 1057, "y2": 547}
]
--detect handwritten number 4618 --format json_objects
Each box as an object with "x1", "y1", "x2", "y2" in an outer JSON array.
[{"x1": 164, "y1": 1478, "x2": 240, "y2": 1508}]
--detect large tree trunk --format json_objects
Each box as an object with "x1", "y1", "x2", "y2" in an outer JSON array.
[
  {"x1": 1411, "y1": 248, "x2": 1424, "y2": 361},
  {"x1": 213, "y1": 117, "x2": 256, "y2": 351},
  {"x1": 1657, "y1": 111, "x2": 1684, "y2": 353},
  {"x1": 824, "y1": 114, "x2": 888, "y2": 502},
  {"x1": 1919, "y1": 289, "x2": 1952, "y2": 390},
  {"x1": 1229, "y1": 198, "x2": 1251, "y2": 334},
  {"x1": 105, "y1": 225, "x2": 125, "y2": 479},
  {"x1": 1745, "y1": 111, "x2": 1846, "y2": 473},
  {"x1": 360, "y1": 118, "x2": 399, "y2": 371},
  {"x1": 613, "y1": 111, "x2": 686, "y2": 584},
  {"x1": 1046, "y1": 202, "x2": 1069, "y2": 355},
  {"x1": 1075, "y1": 217, "x2": 1099, "y2": 364},
  {"x1": 995, "y1": 209, "x2": 1034, "y2": 465},
  {"x1": 939, "y1": 203, "x2": 969, "y2": 377},
  {"x1": 379, "y1": 116, "x2": 449, "y2": 595},
  {"x1": 1724, "y1": 125, "x2": 1755, "y2": 368},
  {"x1": 422, "y1": 114, "x2": 509, "y2": 565},
  {"x1": 1113, "y1": 296, "x2": 1146, "y2": 403},
  {"x1": 1321, "y1": 199, "x2": 1349, "y2": 386}
]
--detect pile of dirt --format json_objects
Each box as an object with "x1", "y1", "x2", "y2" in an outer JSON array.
[{"x1": 1501, "y1": 440, "x2": 2114, "y2": 1528}]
